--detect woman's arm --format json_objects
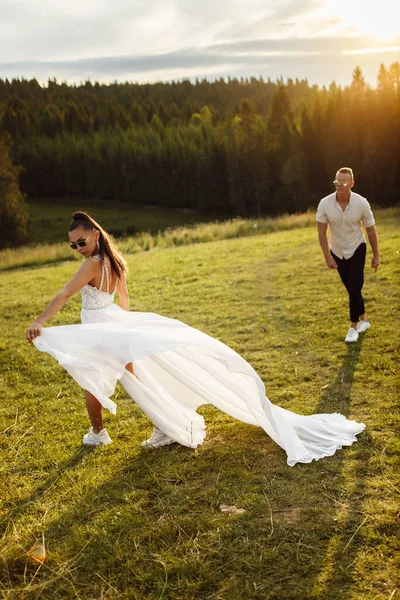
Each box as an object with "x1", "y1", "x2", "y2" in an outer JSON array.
[
  {"x1": 25, "y1": 258, "x2": 98, "y2": 343},
  {"x1": 117, "y1": 271, "x2": 130, "y2": 311}
]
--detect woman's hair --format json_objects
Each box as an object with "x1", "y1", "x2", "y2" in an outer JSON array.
[{"x1": 69, "y1": 211, "x2": 128, "y2": 277}]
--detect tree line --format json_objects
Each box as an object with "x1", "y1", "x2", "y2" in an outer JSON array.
[{"x1": 0, "y1": 64, "x2": 399, "y2": 246}]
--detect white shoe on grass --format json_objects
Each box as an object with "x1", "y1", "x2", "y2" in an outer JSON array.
[
  {"x1": 357, "y1": 320, "x2": 370, "y2": 333},
  {"x1": 83, "y1": 427, "x2": 112, "y2": 446},
  {"x1": 345, "y1": 327, "x2": 359, "y2": 343},
  {"x1": 141, "y1": 427, "x2": 175, "y2": 449}
]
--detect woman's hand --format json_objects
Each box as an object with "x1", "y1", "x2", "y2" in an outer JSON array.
[{"x1": 26, "y1": 321, "x2": 43, "y2": 344}]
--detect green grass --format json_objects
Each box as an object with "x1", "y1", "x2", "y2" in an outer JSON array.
[
  {"x1": 0, "y1": 216, "x2": 399, "y2": 599},
  {"x1": 27, "y1": 198, "x2": 215, "y2": 244}
]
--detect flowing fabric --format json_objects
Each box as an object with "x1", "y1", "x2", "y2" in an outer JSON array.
[{"x1": 33, "y1": 281, "x2": 365, "y2": 466}]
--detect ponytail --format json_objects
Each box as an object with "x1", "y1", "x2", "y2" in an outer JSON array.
[{"x1": 69, "y1": 211, "x2": 128, "y2": 277}]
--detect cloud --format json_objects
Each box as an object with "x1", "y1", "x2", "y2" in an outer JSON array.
[
  {"x1": 208, "y1": 35, "x2": 399, "y2": 54},
  {"x1": 0, "y1": 0, "x2": 398, "y2": 86},
  {"x1": 1, "y1": 37, "x2": 398, "y2": 86},
  {"x1": 0, "y1": 0, "x2": 338, "y2": 60}
]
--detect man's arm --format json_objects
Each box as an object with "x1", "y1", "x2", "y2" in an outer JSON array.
[
  {"x1": 365, "y1": 225, "x2": 380, "y2": 272},
  {"x1": 317, "y1": 222, "x2": 337, "y2": 269}
]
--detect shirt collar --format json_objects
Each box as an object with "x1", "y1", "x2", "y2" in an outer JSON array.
[{"x1": 334, "y1": 190, "x2": 352, "y2": 208}]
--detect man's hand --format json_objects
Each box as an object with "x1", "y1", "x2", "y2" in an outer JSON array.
[
  {"x1": 26, "y1": 321, "x2": 42, "y2": 344},
  {"x1": 326, "y1": 255, "x2": 337, "y2": 269},
  {"x1": 371, "y1": 255, "x2": 380, "y2": 272}
]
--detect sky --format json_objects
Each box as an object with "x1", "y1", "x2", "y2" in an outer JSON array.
[{"x1": 1, "y1": 0, "x2": 399, "y2": 87}]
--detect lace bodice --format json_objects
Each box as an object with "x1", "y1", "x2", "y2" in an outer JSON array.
[
  {"x1": 81, "y1": 255, "x2": 117, "y2": 310},
  {"x1": 81, "y1": 284, "x2": 116, "y2": 310}
]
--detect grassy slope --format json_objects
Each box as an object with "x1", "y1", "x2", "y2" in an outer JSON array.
[
  {"x1": 0, "y1": 219, "x2": 399, "y2": 599},
  {"x1": 6, "y1": 210, "x2": 398, "y2": 273},
  {"x1": 27, "y1": 199, "x2": 214, "y2": 244}
]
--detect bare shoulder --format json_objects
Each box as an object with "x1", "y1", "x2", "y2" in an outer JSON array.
[
  {"x1": 87, "y1": 256, "x2": 102, "y2": 265},
  {"x1": 76, "y1": 257, "x2": 101, "y2": 274}
]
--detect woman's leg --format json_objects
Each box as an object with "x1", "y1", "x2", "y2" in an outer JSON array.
[
  {"x1": 85, "y1": 365, "x2": 134, "y2": 434},
  {"x1": 85, "y1": 391, "x2": 104, "y2": 433},
  {"x1": 125, "y1": 362, "x2": 135, "y2": 376}
]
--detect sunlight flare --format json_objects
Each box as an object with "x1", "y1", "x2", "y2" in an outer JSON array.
[{"x1": 326, "y1": 0, "x2": 400, "y2": 40}]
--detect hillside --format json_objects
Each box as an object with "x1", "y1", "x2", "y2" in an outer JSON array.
[{"x1": 0, "y1": 217, "x2": 399, "y2": 599}]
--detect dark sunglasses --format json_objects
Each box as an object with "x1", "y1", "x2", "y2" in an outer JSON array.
[{"x1": 70, "y1": 230, "x2": 95, "y2": 250}]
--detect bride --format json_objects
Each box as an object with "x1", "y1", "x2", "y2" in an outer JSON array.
[{"x1": 26, "y1": 212, "x2": 365, "y2": 466}]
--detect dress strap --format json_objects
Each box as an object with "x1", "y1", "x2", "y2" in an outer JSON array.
[
  {"x1": 94, "y1": 254, "x2": 112, "y2": 293},
  {"x1": 99, "y1": 260, "x2": 105, "y2": 291},
  {"x1": 103, "y1": 262, "x2": 110, "y2": 294}
]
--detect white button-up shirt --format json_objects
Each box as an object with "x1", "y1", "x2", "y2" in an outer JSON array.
[{"x1": 316, "y1": 191, "x2": 375, "y2": 259}]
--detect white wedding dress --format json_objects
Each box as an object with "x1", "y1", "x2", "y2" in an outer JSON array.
[{"x1": 34, "y1": 258, "x2": 365, "y2": 466}]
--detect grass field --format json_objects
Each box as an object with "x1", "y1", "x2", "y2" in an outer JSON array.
[
  {"x1": 0, "y1": 213, "x2": 399, "y2": 599},
  {"x1": 27, "y1": 198, "x2": 215, "y2": 244}
]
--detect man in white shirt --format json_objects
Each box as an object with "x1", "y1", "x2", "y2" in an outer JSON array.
[{"x1": 316, "y1": 167, "x2": 380, "y2": 342}]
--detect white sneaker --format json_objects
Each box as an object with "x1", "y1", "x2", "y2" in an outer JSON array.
[
  {"x1": 357, "y1": 320, "x2": 370, "y2": 333},
  {"x1": 83, "y1": 427, "x2": 112, "y2": 446},
  {"x1": 140, "y1": 427, "x2": 175, "y2": 449},
  {"x1": 345, "y1": 327, "x2": 359, "y2": 343}
]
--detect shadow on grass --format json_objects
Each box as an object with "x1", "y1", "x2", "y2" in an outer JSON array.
[
  {"x1": 315, "y1": 337, "x2": 364, "y2": 417},
  {"x1": 0, "y1": 256, "x2": 77, "y2": 273},
  {"x1": 0, "y1": 448, "x2": 89, "y2": 536},
  {"x1": 305, "y1": 335, "x2": 371, "y2": 600},
  {"x1": 1, "y1": 338, "x2": 370, "y2": 599}
]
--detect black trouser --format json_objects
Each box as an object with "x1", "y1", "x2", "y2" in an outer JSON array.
[{"x1": 331, "y1": 243, "x2": 366, "y2": 323}]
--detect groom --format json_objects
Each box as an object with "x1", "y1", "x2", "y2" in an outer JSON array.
[{"x1": 316, "y1": 167, "x2": 380, "y2": 343}]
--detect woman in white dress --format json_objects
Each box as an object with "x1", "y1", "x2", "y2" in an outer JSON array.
[{"x1": 26, "y1": 212, "x2": 365, "y2": 466}]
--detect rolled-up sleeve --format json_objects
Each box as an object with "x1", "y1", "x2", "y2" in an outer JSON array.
[
  {"x1": 362, "y1": 200, "x2": 375, "y2": 228},
  {"x1": 316, "y1": 201, "x2": 328, "y2": 223}
]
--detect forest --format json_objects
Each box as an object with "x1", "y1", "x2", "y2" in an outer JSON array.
[{"x1": 0, "y1": 63, "x2": 399, "y2": 227}]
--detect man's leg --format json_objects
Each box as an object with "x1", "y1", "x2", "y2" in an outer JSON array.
[
  {"x1": 347, "y1": 243, "x2": 367, "y2": 325},
  {"x1": 331, "y1": 251, "x2": 356, "y2": 326}
]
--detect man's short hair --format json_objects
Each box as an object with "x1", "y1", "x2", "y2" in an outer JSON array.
[{"x1": 337, "y1": 167, "x2": 354, "y2": 181}]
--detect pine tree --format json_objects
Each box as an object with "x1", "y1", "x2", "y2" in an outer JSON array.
[{"x1": 0, "y1": 135, "x2": 28, "y2": 248}]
